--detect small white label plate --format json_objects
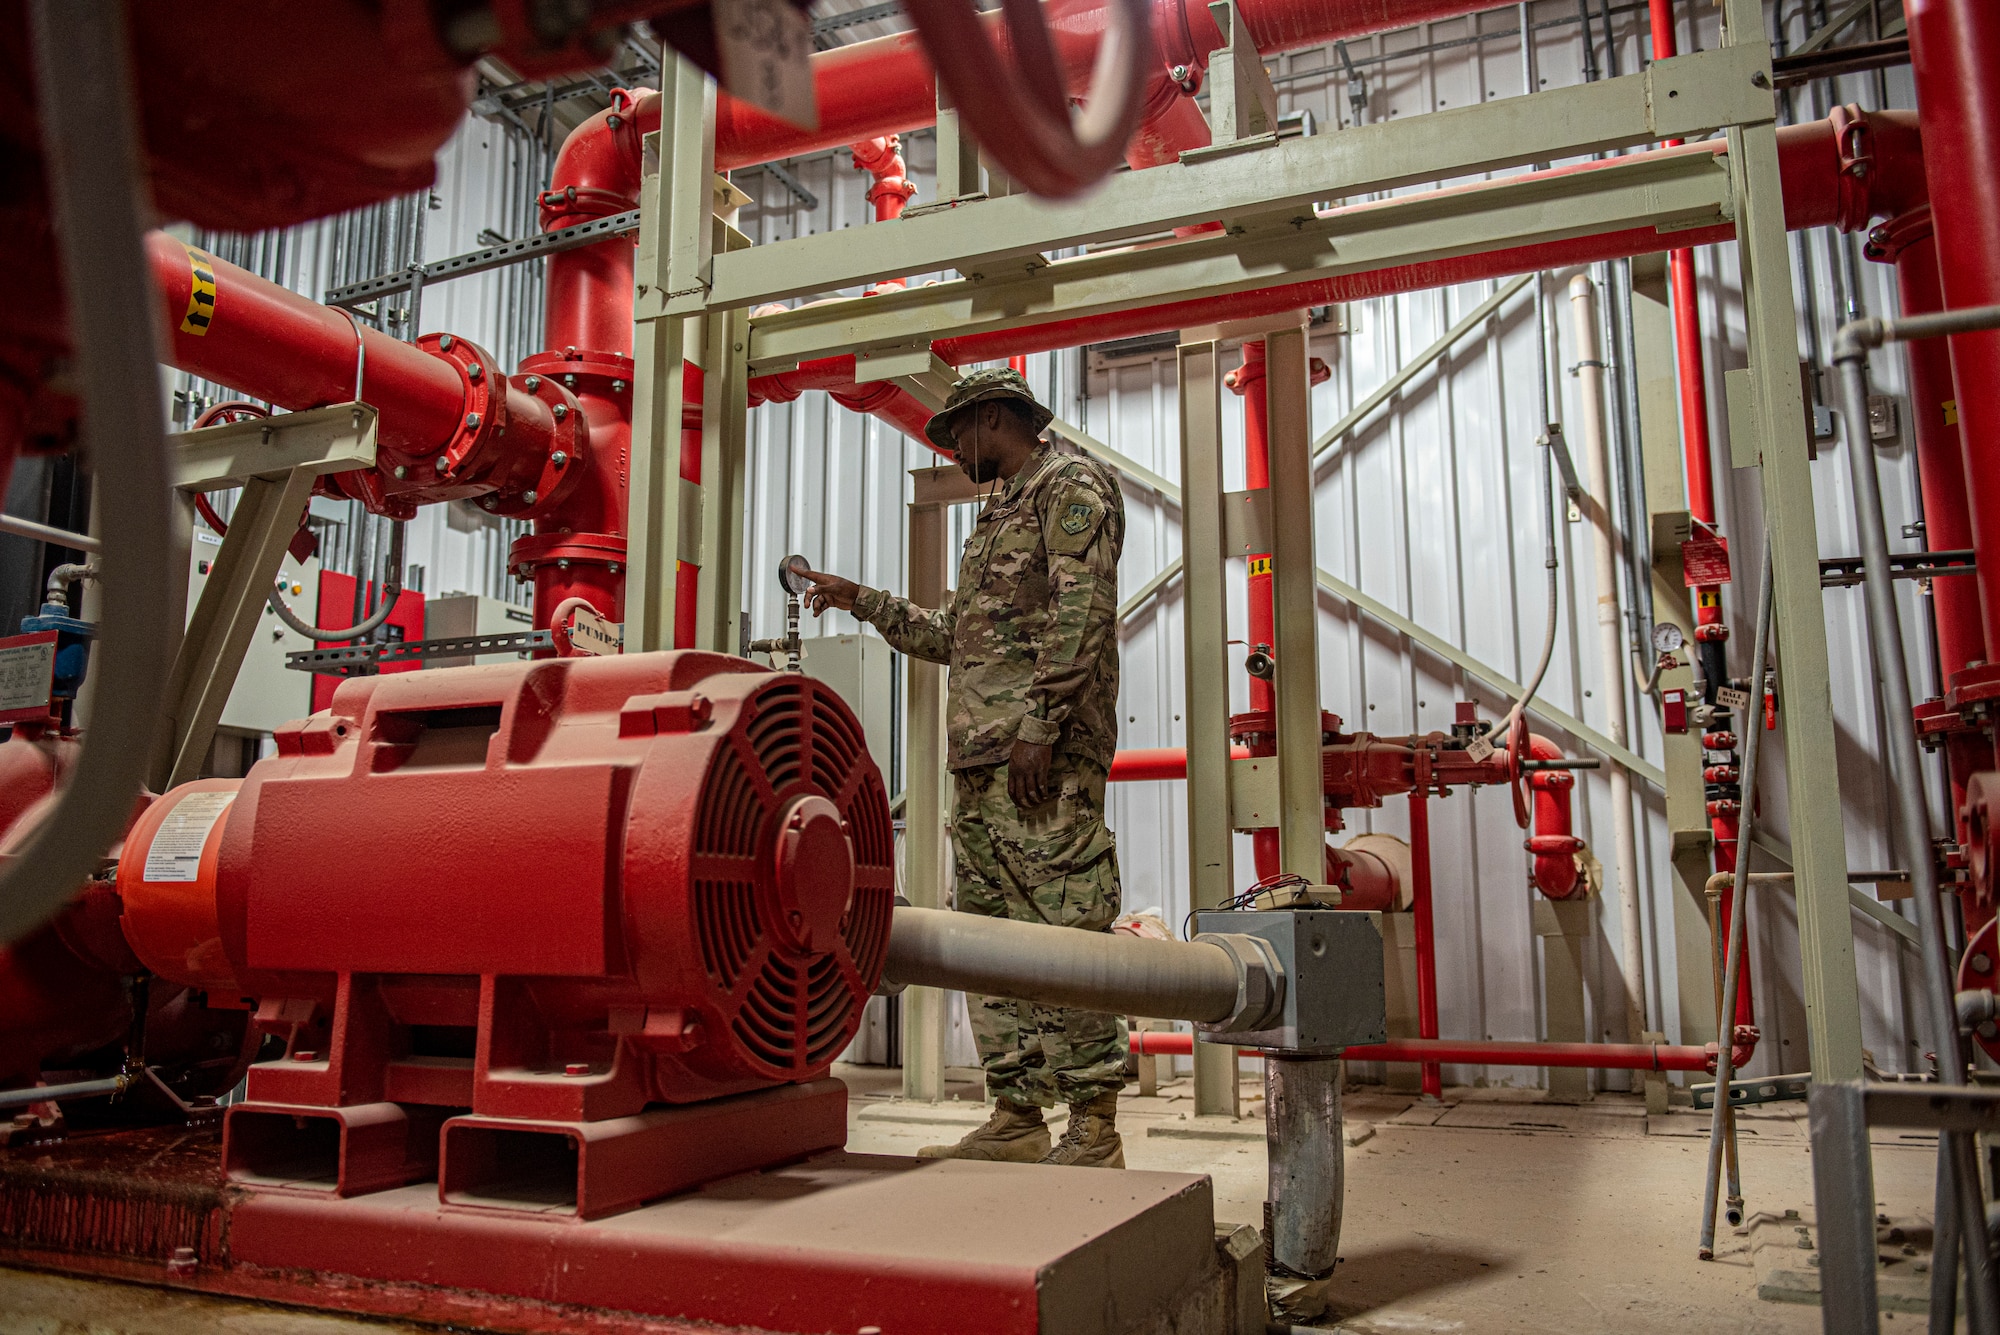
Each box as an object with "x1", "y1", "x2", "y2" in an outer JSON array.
[{"x1": 143, "y1": 790, "x2": 236, "y2": 883}]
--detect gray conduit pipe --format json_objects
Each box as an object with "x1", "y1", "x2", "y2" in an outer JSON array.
[
  {"x1": 4, "y1": 0, "x2": 177, "y2": 945},
  {"x1": 1838, "y1": 305, "x2": 2000, "y2": 1335},
  {"x1": 267, "y1": 521, "x2": 406, "y2": 642},
  {"x1": 884, "y1": 905, "x2": 1248, "y2": 1022}
]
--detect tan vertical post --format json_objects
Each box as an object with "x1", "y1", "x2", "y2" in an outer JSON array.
[
  {"x1": 627, "y1": 55, "x2": 715, "y2": 652},
  {"x1": 1721, "y1": 0, "x2": 1862, "y2": 1082},
  {"x1": 1264, "y1": 321, "x2": 1324, "y2": 880},
  {"x1": 1631, "y1": 254, "x2": 1715, "y2": 1096},
  {"x1": 1178, "y1": 336, "x2": 1238, "y2": 1116},
  {"x1": 900, "y1": 469, "x2": 955, "y2": 1101},
  {"x1": 694, "y1": 266, "x2": 750, "y2": 654}
]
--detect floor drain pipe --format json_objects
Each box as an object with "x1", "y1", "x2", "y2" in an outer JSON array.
[{"x1": 1265, "y1": 1055, "x2": 1344, "y2": 1322}]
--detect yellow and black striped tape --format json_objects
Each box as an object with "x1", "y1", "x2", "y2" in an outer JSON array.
[
  {"x1": 1248, "y1": 556, "x2": 1272, "y2": 577},
  {"x1": 180, "y1": 245, "x2": 216, "y2": 336}
]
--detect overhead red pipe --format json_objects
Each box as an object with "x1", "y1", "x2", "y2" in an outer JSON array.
[
  {"x1": 148, "y1": 233, "x2": 464, "y2": 455},
  {"x1": 1906, "y1": 0, "x2": 2000, "y2": 659},
  {"x1": 1127, "y1": 1030, "x2": 1733, "y2": 1073},
  {"x1": 709, "y1": 0, "x2": 1497, "y2": 172}
]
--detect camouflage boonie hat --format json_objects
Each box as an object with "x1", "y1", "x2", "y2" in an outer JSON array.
[{"x1": 923, "y1": 367, "x2": 1055, "y2": 452}]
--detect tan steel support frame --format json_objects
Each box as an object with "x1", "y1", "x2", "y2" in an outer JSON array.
[
  {"x1": 1719, "y1": 0, "x2": 1862, "y2": 1082},
  {"x1": 627, "y1": 55, "x2": 716, "y2": 653},
  {"x1": 1264, "y1": 321, "x2": 1324, "y2": 881},
  {"x1": 150, "y1": 403, "x2": 380, "y2": 793},
  {"x1": 899, "y1": 465, "x2": 971, "y2": 1099},
  {"x1": 1630, "y1": 254, "x2": 1719, "y2": 1067},
  {"x1": 1178, "y1": 338, "x2": 1239, "y2": 1117}
]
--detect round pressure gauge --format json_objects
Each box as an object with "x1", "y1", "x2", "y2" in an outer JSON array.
[
  {"x1": 779, "y1": 554, "x2": 815, "y2": 596},
  {"x1": 1652, "y1": 623, "x2": 1686, "y2": 654}
]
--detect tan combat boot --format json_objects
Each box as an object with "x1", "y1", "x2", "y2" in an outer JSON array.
[
  {"x1": 1039, "y1": 1092, "x2": 1125, "y2": 1168},
  {"x1": 917, "y1": 1097, "x2": 1051, "y2": 1162}
]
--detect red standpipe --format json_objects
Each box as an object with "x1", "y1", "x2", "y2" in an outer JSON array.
[
  {"x1": 1106, "y1": 745, "x2": 1250, "y2": 780},
  {"x1": 1906, "y1": 0, "x2": 2000, "y2": 661},
  {"x1": 1409, "y1": 790, "x2": 1441, "y2": 1098},
  {"x1": 1127, "y1": 1030, "x2": 1731, "y2": 1073},
  {"x1": 1526, "y1": 735, "x2": 1585, "y2": 900},
  {"x1": 1872, "y1": 209, "x2": 1993, "y2": 933}
]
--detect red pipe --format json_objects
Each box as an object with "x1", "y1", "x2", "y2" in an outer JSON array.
[
  {"x1": 148, "y1": 233, "x2": 464, "y2": 456},
  {"x1": 1127, "y1": 1030, "x2": 1729, "y2": 1073},
  {"x1": 1106, "y1": 745, "x2": 1250, "y2": 780},
  {"x1": 1870, "y1": 210, "x2": 1992, "y2": 933},
  {"x1": 1526, "y1": 735, "x2": 1584, "y2": 900},
  {"x1": 1410, "y1": 790, "x2": 1441, "y2": 1098},
  {"x1": 1873, "y1": 212, "x2": 1983, "y2": 684},
  {"x1": 708, "y1": 0, "x2": 1496, "y2": 172},
  {"x1": 1906, "y1": 0, "x2": 2000, "y2": 659}
]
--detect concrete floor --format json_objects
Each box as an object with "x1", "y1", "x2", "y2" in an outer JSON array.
[
  {"x1": 0, "y1": 1064, "x2": 1937, "y2": 1335},
  {"x1": 843, "y1": 1063, "x2": 1937, "y2": 1334}
]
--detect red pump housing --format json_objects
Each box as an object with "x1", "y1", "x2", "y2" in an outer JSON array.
[{"x1": 118, "y1": 653, "x2": 893, "y2": 1138}]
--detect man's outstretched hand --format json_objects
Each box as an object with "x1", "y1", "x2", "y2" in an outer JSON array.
[
  {"x1": 1008, "y1": 738, "x2": 1054, "y2": 809},
  {"x1": 799, "y1": 567, "x2": 860, "y2": 617}
]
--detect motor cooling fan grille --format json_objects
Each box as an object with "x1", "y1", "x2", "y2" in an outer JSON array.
[{"x1": 689, "y1": 677, "x2": 895, "y2": 1077}]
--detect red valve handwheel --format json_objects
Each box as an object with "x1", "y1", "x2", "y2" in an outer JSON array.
[
  {"x1": 189, "y1": 402, "x2": 270, "y2": 536},
  {"x1": 1508, "y1": 712, "x2": 1532, "y2": 830}
]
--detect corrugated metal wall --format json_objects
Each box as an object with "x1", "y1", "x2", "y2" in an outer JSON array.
[{"x1": 171, "y1": 1, "x2": 1928, "y2": 1083}]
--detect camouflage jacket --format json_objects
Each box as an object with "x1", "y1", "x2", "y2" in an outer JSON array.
[{"x1": 854, "y1": 442, "x2": 1123, "y2": 771}]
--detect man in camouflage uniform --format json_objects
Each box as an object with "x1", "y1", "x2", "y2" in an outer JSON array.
[{"x1": 799, "y1": 368, "x2": 1128, "y2": 1169}]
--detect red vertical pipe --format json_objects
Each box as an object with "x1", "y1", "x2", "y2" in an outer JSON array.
[
  {"x1": 1409, "y1": 790, "x2": 1441, "y2": 1098},
  {"x1": 1229, "y1": 341, "x2": 1283, "y2": 883},
  {"x1": 1009, "y1": 355, "x2": 1028, "y2": 375},
  {"x1": 1906, "y1": 0, "x2": 2000, "y2": 658}
]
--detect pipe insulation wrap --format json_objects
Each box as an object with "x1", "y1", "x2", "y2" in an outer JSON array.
[{"x1": 884, "y1": 905, "x2": 1244, "y2": 1023}]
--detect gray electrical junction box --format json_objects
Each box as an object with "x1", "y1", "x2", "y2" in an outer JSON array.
[{"x1": 1192, "y1": 909, "x2": 1388, "y2": 1054}]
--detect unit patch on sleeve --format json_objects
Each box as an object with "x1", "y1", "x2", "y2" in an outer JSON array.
[
  {"x1": 180, "y1": 244, "x2": 217, "y2": 336},
  {"x1": 1047, "y1": 484, "x2": 1104, "y2": 556}
]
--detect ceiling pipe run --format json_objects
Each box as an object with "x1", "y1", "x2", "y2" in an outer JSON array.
[{"x1": 710, "y1": 0, "x2": 1514, "y2": 171}]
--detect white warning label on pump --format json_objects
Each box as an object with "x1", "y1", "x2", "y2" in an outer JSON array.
[
  {"x1": 0, "y1": 638, "x2": 55, "y2": 714},
  {"x1": 142, "y1": 791, "x2": 235, "y2": 883}
]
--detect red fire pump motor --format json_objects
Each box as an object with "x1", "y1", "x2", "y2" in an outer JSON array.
[{"x1": 116, "y1": 652, "x2": 894, "y2": 1210}]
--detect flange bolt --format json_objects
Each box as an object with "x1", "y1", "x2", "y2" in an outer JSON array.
[{"x1": 551, "y1": 451, "x2": 569, "y2": 467}]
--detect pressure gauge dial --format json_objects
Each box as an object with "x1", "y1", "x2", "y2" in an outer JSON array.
[
  {"x1": 779, "y1": 554, "x2": 815, "y2": 596},
  {"x1": 1652, "y1": 623, "x2": 1686, "y2": 654}
]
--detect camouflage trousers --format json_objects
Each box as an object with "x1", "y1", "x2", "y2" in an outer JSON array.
[{"x1": 950, "y1": 750, "x2": 1127, "y2": 1108}]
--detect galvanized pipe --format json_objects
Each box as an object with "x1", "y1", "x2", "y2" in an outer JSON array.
[
  {"x1": 0, "y1": 1074, "x2": 124, "y2": 1111},
  {"x1": 1265, "y1": 1055, "x2": 1344, "y2": 1321},
  {"x1": 884, "y1": 904, "x2": 1244, "y2": 1023},
  {"x1": 1698, "y1": 536, "x2": 1770, "y2": 1261},
  {"x1": 1568, "y1": 272, "x2": 1646, "y2": 1055},
  {"x1": 1836, "y1": 306, "x2": 2000, "y2": 1334}
]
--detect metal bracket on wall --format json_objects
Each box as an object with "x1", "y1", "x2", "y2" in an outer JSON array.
[
  {"x1": 326, "y1": 211, "x2": 642, "y2": 311},
  {"x1": 286, "y1": 629, "x2": 554, "y2": 676}
]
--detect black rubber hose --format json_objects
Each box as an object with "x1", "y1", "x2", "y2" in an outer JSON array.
[{"x1": 4, "y1": 0, "x2": 178, "y2": 945}]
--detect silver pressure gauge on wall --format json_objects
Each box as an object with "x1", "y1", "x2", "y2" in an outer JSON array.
[{"x1": 1651, "y1": 623, "x2": 1685, "y2": 655}]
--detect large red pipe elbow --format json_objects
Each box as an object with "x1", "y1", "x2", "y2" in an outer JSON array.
[{"x1": 1526, "y1": 735, "x2": 1583, "y2": 900}]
